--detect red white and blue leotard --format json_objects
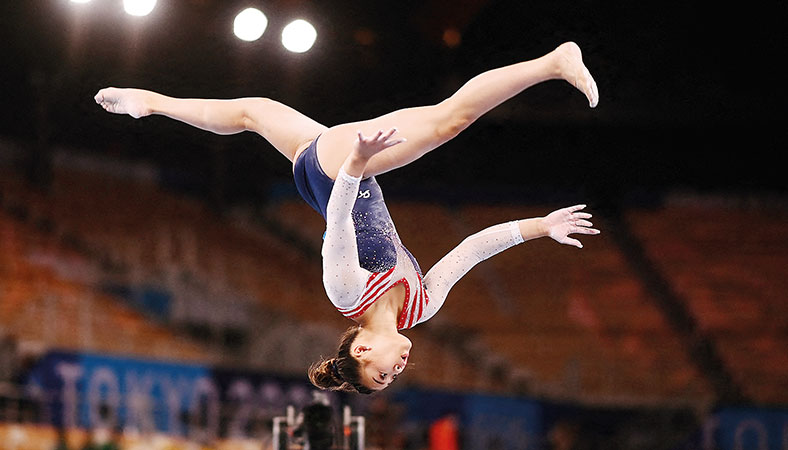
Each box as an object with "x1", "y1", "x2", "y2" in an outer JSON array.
[
  {"x1": 335, "y1": 237, "x2": 432, "y2": 329},
  {"x1": 293, "y1": 137, "x2": 524, "y2": 329}
]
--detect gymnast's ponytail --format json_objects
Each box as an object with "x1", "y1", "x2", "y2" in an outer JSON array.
[{"x1": 308, "y1": 326, "x2": 372, "y2": 394}]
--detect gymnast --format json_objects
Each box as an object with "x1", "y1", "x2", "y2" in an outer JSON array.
[{"x1": 95, "y1": 41, "x2": 600, "y2": 394}]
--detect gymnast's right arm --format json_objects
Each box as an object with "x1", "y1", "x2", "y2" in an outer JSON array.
[
  {"x1": 322, "y1": 130, "x2": 407, "y2": 307},
  {"x1": 321, "y1": 167, "x2": 370, "y2": 308},
  {"x1": 94, "y1": 87, "x2": 263, "y2": 136}
]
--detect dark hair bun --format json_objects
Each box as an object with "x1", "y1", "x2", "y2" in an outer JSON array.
[
  {"x1": 308, "y1": 358, "x2": 343, "y2": 390},
  {"x1": 307, "y1": 326, "x2": 373, "y2": 394}
]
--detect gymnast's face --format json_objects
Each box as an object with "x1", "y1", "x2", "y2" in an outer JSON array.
[{"x1": 351, "y1": 330, "x2": 411, "y2": 391}]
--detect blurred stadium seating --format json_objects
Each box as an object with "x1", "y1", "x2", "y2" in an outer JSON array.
[
  {"x1": 627, "y1": 202, "x2": 788, "y2": 405},
  {"x1": 2, "y1": 147, "x2": 786, "y2": 448}
]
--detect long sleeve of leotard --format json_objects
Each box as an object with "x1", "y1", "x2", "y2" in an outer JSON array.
[
  {"x1": 419, "y1": 221, "x2": 524, "y2": 324},
  {"x1": 321, "y1": 168, "x2": 371, "y2": 308}
]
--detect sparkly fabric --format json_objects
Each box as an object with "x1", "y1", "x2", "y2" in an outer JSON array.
[
  {"x1": 294, "y1": 137, "x2": 524, "y2": 329},
  {"x1": 321, "y1": 168, "x2": 524, "y2": 329},
  {"x1": 294, "y1": 136, "x2": 400, "y2": 272},
  {"x1": 333, "y1": 237, "x2": 430, "y2": 330}
]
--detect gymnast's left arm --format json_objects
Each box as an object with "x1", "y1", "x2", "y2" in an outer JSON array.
[{"x1": 419, "y1": 205, "x2": 599, "y2": 323}]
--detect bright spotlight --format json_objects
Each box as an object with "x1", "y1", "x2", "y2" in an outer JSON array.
[
  {"x1": 234, "y1": 8, "x2": 268, "y2": 42},
  {"x1": 281, "y1": 19, "x2": 317, "y2": 53},
  {"x1": 123, "y1": 0, "x2": 157, "y2": 17}
]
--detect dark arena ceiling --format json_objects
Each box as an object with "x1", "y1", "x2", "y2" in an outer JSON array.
[{"x1": 1, "y1": 0, "x2": 785, "y2": 206}]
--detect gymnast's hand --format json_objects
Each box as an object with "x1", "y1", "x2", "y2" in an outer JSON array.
[
  {"x1": 342, "y1": 128, "x2": 406, "y2": 177},
  {"x1": 353, "y1": 128, "x2": 406, "y2": 160},
  {"x1": 94, "y1": 87, "x2": 152, "y2": 119},
  {"x1": 542, "y1": 204, "x2": 600, "y2": 248}
]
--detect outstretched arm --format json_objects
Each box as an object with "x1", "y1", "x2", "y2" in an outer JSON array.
[
  {"x1": 420, "y1": 205, "x2": 599, "y2": 323},
  {"x1": 322, "y1": 129, "x2": 406, "y2": 307}
]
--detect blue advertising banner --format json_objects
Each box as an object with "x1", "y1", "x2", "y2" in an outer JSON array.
[
  {"x1": 24, "y1": 350, "x2": 319, "y2": 440},
  {"x1": 462, "y1": 394, "x2": 542, "y2": 450},
  {"x1": 701, "y1": 407, "x2": 788, "y2": 450},
  {"x1": 393, "y1": 389, "x2": 542, "y2": 450},
  {"x1": 22, "y1": 351, "x2": 787, "y2": 448}
]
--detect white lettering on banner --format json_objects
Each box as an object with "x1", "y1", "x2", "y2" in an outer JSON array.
[
  {"x1": 734, "y1": 419, "x2": 768, "y2": 450},
  {"x1": 125, "y1": 371, "x2": 155, "y2": 434},
  {"x1": 701, "y1": 417, "x2": 719, "y2": 450},
  {"x1": 88, "y1": 367, "x2": 121, "y2": 430},
  {"x1": 701, "y1": 414, "x2": 788, "y2": 450},
  {"x1": 55, "y1": 363, "x2": 83, "y2": 429},
  {"x1": 50, "y1": 359, "x2": 312, "y2": 439},
  {"x1": 188, "y1": 377, "x2": 220, "y2": 442},
  {"x1": 227, "y1": 380, "x2": 254, "y2": 439},
  {"x1": 161, "y1": 375, "x2": 190, "y2": 436}
]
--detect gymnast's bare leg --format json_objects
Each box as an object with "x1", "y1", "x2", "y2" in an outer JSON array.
[
  {"x1": 315, "y1": 41, "x2": 597, "y2": 179},
  {"x1": 95, "y1": 42, "x2": 597, "y2": 175}
]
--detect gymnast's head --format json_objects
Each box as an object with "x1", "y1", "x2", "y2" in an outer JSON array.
[{"x1": 308, "y1": 325, "x2": 411, "y2": 394}]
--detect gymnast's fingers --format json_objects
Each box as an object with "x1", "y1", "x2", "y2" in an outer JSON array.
[
  {"x1": 383, "y1": 137, "x2": 407, "y2": 149},
  {"x1": 563, "y1": 237, "x2": 583, "y2": 248},
  {"x1": 576, "y1": 219, "x2": 593, "y2": 228},
  {"x1": 573, "y1": 212, "x2": 592, "y2": 220},
  {"x1": 573, "y1": 226, "x2": 600, "y2": 235}
]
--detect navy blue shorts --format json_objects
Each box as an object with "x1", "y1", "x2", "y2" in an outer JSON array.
[{"x1": 293, "y1": 136, "x2": 405, "y2": 273}]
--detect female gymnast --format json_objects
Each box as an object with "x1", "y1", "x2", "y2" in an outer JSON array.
[{"x1": 95, "y1": 41, "x2": 600, "y2": 394}]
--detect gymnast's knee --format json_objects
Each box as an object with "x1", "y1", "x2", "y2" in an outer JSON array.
[{"x1": 434, "y1": 99, "x2": 474, "y2": 140}]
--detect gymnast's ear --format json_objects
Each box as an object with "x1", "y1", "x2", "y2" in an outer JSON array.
[{"x1": 352, "y1": 345, "x2": 371, "y2": 357}]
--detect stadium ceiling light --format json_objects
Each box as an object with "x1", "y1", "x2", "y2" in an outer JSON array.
[
  {"x1": 233, "y1": 8, "x2": 268, "y2": 42},
  {"x1": 123, "y1": 0, "x2": 157, "y2": 17},
  {"x1": 281, "y1": 19, "x2": 317, "y2": 53}
]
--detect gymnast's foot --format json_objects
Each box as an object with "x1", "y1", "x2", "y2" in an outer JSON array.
[
  {"x1": 94, "y1": 87, "x2": 152, "y2": 119},
  {"x1": 554, "y1": 42, "x2": 599, "y2": 108}
]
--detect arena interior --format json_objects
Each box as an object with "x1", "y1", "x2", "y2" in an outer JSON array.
[{"x1": 0, "y1": 1, "x2": 786, "y2": 449}]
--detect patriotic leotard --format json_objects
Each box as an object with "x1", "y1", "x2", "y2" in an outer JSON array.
[{"x1": 293, "y1": 137, "x2": 524, "y2": 329}]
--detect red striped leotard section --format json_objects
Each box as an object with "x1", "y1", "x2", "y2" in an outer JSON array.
[{"x1": 336, "y1": 266, "x2": 430, "y2": 330}]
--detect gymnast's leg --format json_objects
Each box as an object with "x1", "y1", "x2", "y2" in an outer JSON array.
[
  {"x1": 95, "y1": 42, "x2": 595, "y2": 170},
  {"x1": 94, "y1": 89, "x2": 327, "y2": 162},
  {"x1": 316, "y1": 41, "x2": 598, "y2": 179}
]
